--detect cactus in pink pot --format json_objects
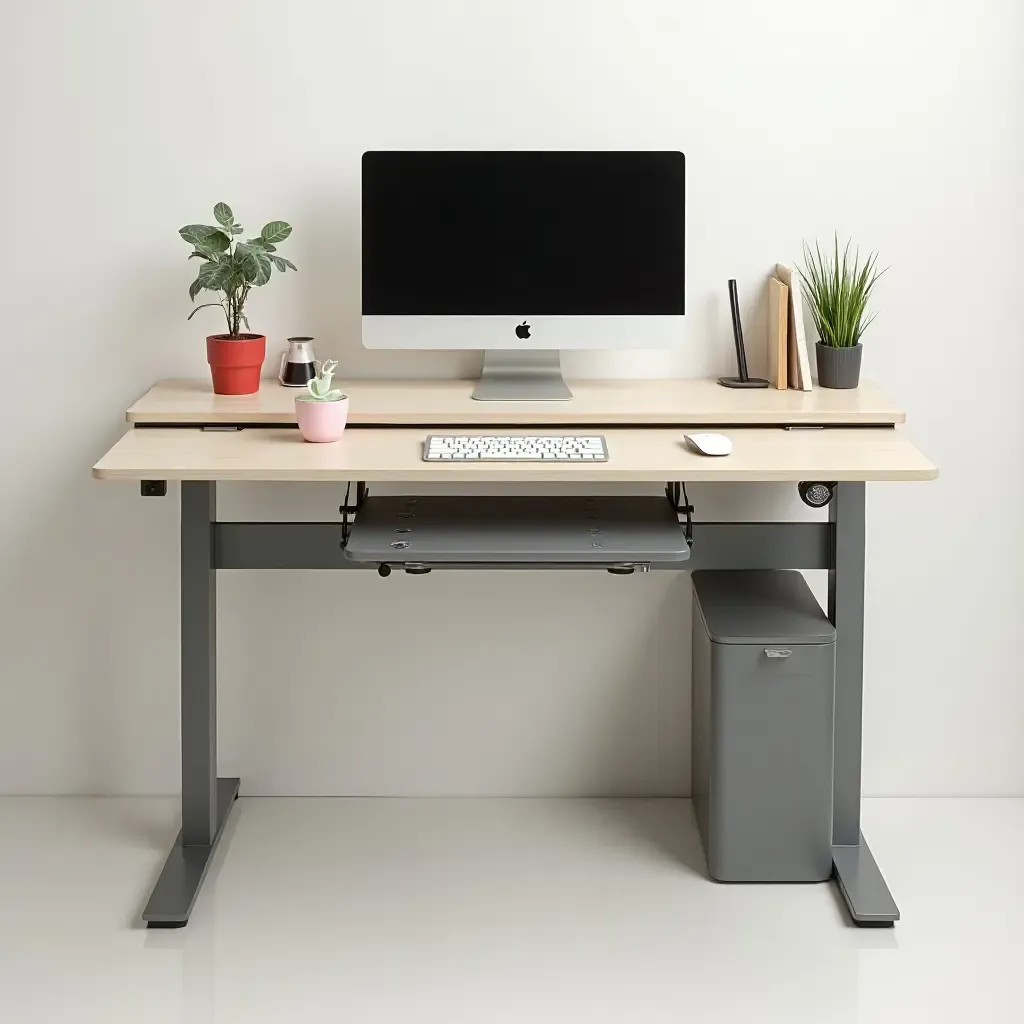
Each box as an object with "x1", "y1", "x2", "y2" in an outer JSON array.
[{"x1": 295, "y1": 360, "x2": 349, "y2": 442}]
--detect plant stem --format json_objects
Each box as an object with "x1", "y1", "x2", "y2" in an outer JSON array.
[
  {"x1": 237, "y1": 282, "x2": 250, "y2": 336},
  {"x1": 227, "y1": 235, "x2": 238, "y2": 338}
]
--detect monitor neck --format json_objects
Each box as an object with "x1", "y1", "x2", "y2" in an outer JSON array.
[{"x1": 472, "y1": 350, "x2": 573, "y2": 402}]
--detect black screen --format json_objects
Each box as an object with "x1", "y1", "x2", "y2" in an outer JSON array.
[{"x1": 362, "y1": 151, "x2": 685, "y2": 315}]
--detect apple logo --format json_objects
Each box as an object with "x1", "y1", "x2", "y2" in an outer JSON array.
[{"x1": 515, "y1": 320, "x2": 531, "y2": 340}]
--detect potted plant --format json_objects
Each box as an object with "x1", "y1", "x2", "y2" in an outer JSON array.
[
  {"x1": 295, "y1": 360, "x2": 349, "y2": 442},
  {"x1": 798, "y1": 235, "x2": 885, "y2": 389},
  {"x1": 180, "y1": 203, "x2": 296, "y2": 395}
]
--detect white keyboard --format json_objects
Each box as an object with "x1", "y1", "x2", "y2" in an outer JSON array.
[{"x1": 424, "y1": 434, "x2": 609, "y2": 462}]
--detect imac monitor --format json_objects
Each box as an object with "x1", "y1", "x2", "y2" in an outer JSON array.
[{"x1": 362, "y1": 151, "x2": 685, "y2": 400}]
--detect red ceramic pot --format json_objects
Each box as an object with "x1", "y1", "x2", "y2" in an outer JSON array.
[{"x1": 206, "y1": 334, "x2": 266, "y2": 395}]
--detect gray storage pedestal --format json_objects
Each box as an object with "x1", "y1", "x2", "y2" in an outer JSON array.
[{"x1": 691, "y1": 570, "x2": 836, "y2": 882}]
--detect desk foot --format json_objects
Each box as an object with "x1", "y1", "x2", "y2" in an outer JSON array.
[
  {"x1": 832, "y1": 833, "x2": 899, "y2": 927},
  {"x1": 143, "y1": 777, "x2": 240, "y2": 928}
]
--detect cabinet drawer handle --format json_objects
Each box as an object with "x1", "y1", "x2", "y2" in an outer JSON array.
[{"x1": 765, "y1": 648, "x2": 793, "y2": 658}]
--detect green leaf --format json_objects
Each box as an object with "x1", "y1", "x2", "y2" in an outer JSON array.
[
  {"x1": 799, "y1": 235, "x2": 886, "y2": 348},
  {"x1": 250, "y1": 253, "x2": 272, "y2": 286},
  {"x1": 189, "y1": 277, "x2": 203, "y2": 302},
  {"x1": 245, "y1": 237, "x2": 277, "y2": 253},
  {"x1": 271, "y1": 256, "x2": 296, "y2": 273},
  {"x1": 197, "y1": 260, "x2": 230, "y2": 292},
  {"x1": 231, "y1": 224, "x2": 243, "y2": 234},
  {"x1": 235, "y1": 243, "x2": 272, "y2": 286},
  {"x1": 213, "y1": 203, "x2": 234, "y2": 228},
  {"x1": 192, "y1": 239, "x2": 226, "y2": 260},
  {"x1": 188, "y1": 250, "x2": 210, "y2": 260},
  {"x1": 260, "y1": 220, "x2": 292, "y2": 244},
  {"x1": 180, "y1": 224, "x2": 230, "y2": 251}
]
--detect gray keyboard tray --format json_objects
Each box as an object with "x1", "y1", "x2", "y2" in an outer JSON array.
[{"x1": 343, "y1": 495, "x2": 690, "y2": 564}]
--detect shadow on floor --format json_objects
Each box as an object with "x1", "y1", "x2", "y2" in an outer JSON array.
[{"x1": 592, "y1": 798, "x2": 708, "y2": 877}]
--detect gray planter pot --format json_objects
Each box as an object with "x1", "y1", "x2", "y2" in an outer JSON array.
[{"x1": 815, "y1": 343, "x2": 862, "y2": 389}]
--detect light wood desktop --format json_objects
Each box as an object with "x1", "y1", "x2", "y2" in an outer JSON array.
[
  {"x1": 97, "y1": 377, "x2": 934, "y2": 483},
  {"x1": 125, "y1": 377, "x2": 908, "y2": 427},
  {"x1": 92, "y1": 377, "x2": 936, "y2": 933},
  {"x1": 95, "y1": 424, "x2": 935, "y2": 483}
]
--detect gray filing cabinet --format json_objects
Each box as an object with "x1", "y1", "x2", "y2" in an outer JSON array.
[{"x1": 691, "y1": 570, "x2": 836, "y2": 882}]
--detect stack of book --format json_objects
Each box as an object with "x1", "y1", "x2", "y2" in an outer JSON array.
[{"x1": 767, "y1": 264, "x2": 813, "y2": 391}]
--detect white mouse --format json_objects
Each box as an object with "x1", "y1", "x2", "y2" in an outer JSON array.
[{"x1": 685, "y1": 432, "x2": 732, "y2": 457}]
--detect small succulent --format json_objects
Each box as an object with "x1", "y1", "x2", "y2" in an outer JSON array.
[{"x1": 305, "y1": 359, "x2": 344, "y2": 401}]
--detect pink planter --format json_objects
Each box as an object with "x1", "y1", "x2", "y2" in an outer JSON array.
[{"x1": 295, "y1": 395, "x2": 349, "y2": 442}]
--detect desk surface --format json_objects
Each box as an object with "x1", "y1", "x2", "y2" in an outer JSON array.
[
  {"x1": 93, "y1": 426, "x2": 937, "y2": 483},
  {"x1": 127, "y1": 378, "x2": 907, "y2": 427}
]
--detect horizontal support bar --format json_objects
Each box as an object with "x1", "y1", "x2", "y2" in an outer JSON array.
[
  {"x1": 217, "y1": 523, "x2": 348, "y2": 569},
  {"x1": 215, "y1": 522, "x2": 831, "y2": 571},
  {"x1": 688, "y1": 522, "x2": 831, "y2": 571}
]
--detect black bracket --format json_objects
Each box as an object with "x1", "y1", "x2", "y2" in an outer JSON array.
[
  {"x1": 339, "y1": 481, "x2": 369, "y2": 546},
  {"x1": 141, "y1": 480, "x2": 167, "y2": 497},
  {"x1": 665, "y1": 482, "x2": 694, "y2": 546}
]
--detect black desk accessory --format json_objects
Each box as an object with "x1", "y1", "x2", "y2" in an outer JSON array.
[{"x1": 718, "y1": 279, "x2": 769, "y2": 388}]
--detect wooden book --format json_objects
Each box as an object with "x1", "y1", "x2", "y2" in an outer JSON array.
[
  {"x1": 768, "y1": 276, "x2": 789, "y2": 390},
  {"x1": 775, "y1": 263, "x2": 813, "y2": 391}
]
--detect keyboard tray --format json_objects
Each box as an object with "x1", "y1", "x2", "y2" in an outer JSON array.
[{"x1": 344, "y1": 495, "x2": 690, "y2": 565}]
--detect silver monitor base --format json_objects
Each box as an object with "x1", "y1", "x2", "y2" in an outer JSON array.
[{"x1": 472, "y1": 350, "x2": 573, "y2": 401}]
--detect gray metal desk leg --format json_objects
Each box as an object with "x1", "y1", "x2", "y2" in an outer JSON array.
[
  {"x1": 829, "y1": 482, "x2": 899, "y2": 926},
  {"x1": 144, "y1": 481, "x2": 240, "y2": 928}
]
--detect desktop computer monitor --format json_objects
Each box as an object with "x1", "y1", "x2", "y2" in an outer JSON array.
[{"x1": 361, "y1": 150, "x2": 685, "y2": 400}]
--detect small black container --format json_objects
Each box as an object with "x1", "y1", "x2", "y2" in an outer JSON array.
[{"x1": 815, "y1": 342, "x2": 862, "y2": 389}]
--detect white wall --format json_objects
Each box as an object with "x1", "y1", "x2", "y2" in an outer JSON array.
[{"x1": 1, "y1": 0, "x2": 1021, "y2": 797}]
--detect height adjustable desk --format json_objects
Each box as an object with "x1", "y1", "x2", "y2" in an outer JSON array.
[{"x1": 93, "y1": 378, "x2": 937, "y2": 928}]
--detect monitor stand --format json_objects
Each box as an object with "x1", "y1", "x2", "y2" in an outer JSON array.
[{"x1": 472, "y1": 350, "x2": 573, "y2": 402}]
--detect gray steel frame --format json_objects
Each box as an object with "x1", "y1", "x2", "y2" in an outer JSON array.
[
  {"x1": 148, "y1": 480, "x2": 895, "y2": 927},
  {"x1": 828, "y1": 482, "x2": 899, "y2": 925},
  {"x1": 144, "y1": 482, "x2": 239, "y2": 927}
]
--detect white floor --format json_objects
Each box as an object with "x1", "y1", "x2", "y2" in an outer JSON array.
[{"x1": 1, "y1": 798, "x2": 1021, "y2": 1023}]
